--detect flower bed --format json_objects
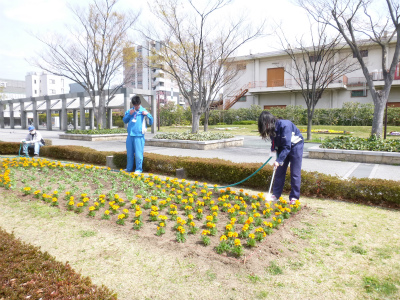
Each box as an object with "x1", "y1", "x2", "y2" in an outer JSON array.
[
  {"x1": 153, "y1": 131, "x2": 234, "y2": 141},
  {"x1": 299, "y1": 129, "x2": 351, "y2": 135},
  {"x1": 0, "y1": 157, "x2": 302, "y2": 259}
]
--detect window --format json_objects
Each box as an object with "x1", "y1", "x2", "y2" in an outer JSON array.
[
  {"x1": 238, "y1": 96, "x2": 246, "y2": 102},
  {"x1": 354, "y1": 50, "x2": 368, "y2": 58},
  {"x1": 138, "y1": 81, "x2": 142, "y2": 85},
  {"x1": 34, "y1": 80, "x2": 36, "y2": 84},
  {"x1": 159, "y1": 82, "x2": 164, "y2": 86},
  {"x1": 236, "y1": 63, "x2": 246, "y2": 71},
  {"x1": 351, "y1": 90, "x2": 367, "y2": 97},
  {"x1": 34, "y1": 90, "x2": 37, "y2": 94},
  {"x1": 49, "y1": 79, "x2": 55, "y2": 84},
  {"x1": 309, "y1": 55, "x2": 321, "y2": 62},
  {"x1": 0, "y1": 82, "x2": 6, "y2": 87},
  {"x1": 50, "y1": 89, "x2": 56, "y2": 94}
]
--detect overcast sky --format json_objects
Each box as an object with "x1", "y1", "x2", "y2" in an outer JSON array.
[{"x1": 0, "y1": 0, "x2": 310, "y2": 81}]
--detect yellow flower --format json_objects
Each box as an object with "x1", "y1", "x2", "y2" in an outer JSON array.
[
  {"x1": 104, "y1": 210, "x2": 110, "y2": 215},
  {"x1": 118, "y1": 214, "x2": 125, "y2": 219},
  {"x1": 89, "y1": 206, "x2": 95, "y2": 211},
  {"x1": 52, "y1": 198, "x2": 57, "y2": 202},
  {"x1": 202, "y1": 230, "x2": 210, "y2": 236},
  {"x1": 135, "y1": 220, "x2": 140, "y2": 225},
  {"x1": 220, "y1": 235, "x2": 228, "y2": 241},
  {"x1": 226, "y1": 224, "x2": 233, "y2": 231},
  {"x1": 249, "y1": 233, "x2": 255, "y2": 239},
  {"x1": 160, "y1": 222, "x2": 165, "y2": 227},
  {"x1": 123, "y1": 209, "x2": 129, "y2": 214},
  {"x1": 234, "y1": 239, "x2": 241, "y2": 246}
]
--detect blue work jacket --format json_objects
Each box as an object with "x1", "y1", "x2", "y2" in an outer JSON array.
[
  {"x1": 123, "y1": 106, "x2": 153, "y2": 136},
  {"x1": 270, "y1": 119, "x2": 303, "y2": 165}
]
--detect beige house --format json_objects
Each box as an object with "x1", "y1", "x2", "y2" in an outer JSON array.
[{"x1": 223, "y1": 41, "x2": 400, "y2": 110}]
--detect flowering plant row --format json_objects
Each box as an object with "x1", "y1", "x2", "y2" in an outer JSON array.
[{"x1": 0, "y1": 157, "x2": 301, "y2": 258}]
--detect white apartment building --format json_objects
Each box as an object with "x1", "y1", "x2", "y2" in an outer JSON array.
[
  {"x1": 25, "y1": 72, "x2": 66, "y2": 97},
  {"x1": 123, "y1": 41, "x2": 184, "y2": 106},
  {"x1": 223, "y1": 41, "x2": 400, "y2": 110}
]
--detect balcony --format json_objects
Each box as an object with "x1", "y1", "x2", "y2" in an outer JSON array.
[{"x1": 248, "y1": 76, "x2": 348, "y2": 93}]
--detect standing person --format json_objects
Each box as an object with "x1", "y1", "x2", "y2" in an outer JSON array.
[
  {"x1": 22, "y1": 126, "x2": 44, "y2": 157},
  {"x1": 258, "y1": 111, "x2": 304, "y2": 205},
  {"x1": 123, "y1": 95, "x2": 153, "y2": 174}
]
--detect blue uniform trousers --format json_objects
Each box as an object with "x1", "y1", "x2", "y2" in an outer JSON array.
[
  {"x1": 126, "y1": 135, "x2": 145, "y2": 172},
  {"x1": 273, "y1": 141, "x2": 303, "y2": 200}
]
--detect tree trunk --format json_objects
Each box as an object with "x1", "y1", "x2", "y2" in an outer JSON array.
[
  {"x1": 204, "y1": 109, "x2": 210, "y2": 132},
  {"x1": 371, "y1": 94, "x2": 386, "y2": 137},
  {"x1": 307, "y1": 114, "x2": 313, "y2": 141},
  {"x1": 192, "y1": 110, "x2": 201, "y2": 134},
  {"x1": 98, "y1": 91, "x2": 107, "y2": 129}
]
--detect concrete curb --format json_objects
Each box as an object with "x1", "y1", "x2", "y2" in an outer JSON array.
[{"x1": 309, "y1": 145, "x2": 400, "y2": 165}]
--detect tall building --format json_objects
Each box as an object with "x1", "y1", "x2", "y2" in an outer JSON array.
[
  {"x1": 25, "y1": 72, "x2": 66, "y2": 97},
  {"x1": 123, "y1": 41, "x2": 184, "y2": 106}
]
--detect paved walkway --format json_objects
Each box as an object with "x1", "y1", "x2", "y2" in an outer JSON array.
[{"x1": 1, "y1": 127, "x2": 399, "y2": 181}]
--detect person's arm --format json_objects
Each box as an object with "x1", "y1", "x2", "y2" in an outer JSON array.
[
  {"x1": 36, "y1": 132, "x2": 43, "y2": 142},
  {"x1": 276, "y1": 124, "x2": 292, "y2": 166},
  {"x1": 123, "y1": 109, "x2": 132, "y2": 124},
  {"x1": 144, "y1": 110, "x2": 153, "y2": 126}
]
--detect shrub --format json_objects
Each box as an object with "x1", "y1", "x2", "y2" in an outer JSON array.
[
  {"x1": 321, "y1": 135, "x2": 400, "y2": 152},
  {"x1": 0, "y1": 228, "x2": 117, "y2": 299},
  {"x1": 0, "y1": 141, "x2": 398, "y2": 208},
  {"x1": 153, "y1": 131, "x2": 234, "y2": 140},
  {"x1": 66, "y1": 128, "x2": 127, "y2": 135}
]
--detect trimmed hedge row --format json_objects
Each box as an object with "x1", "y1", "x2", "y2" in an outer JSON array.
[
  {"x1": 1, "y1": 141, "x2": 399, "y2": 208},
  {"x1": 0, "y1": 228, "x2": 117, "y2": 299}
]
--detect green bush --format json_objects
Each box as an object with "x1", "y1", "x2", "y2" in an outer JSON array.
[
  {"x1": 0, "y1": 141, "x2": 398, "y2": 208},
  {"x1": 153, "y1": 131, "x2": 234, "y2": 141},
  {"x1": 232, "y1": 120, "x2": 257, "y2": 125},
  {"x1": 0, "y1": 228, "x2": 117, "y2": 299},
  {"x1": 66, "y1": 128, "x2": 127, "y2": 135},
  {"x1": 321, "y1": 135, "x2": 400, "y2": 152}
]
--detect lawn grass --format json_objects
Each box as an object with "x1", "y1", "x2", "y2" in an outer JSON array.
[{"x1": 159, "y1": 125, "x2": 400, "y2": 142}]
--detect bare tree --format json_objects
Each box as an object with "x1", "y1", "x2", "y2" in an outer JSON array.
[
  {"x1": 30, "y1": 0, "x2": 139, "y2": 129},
  {"x1": 145, "y1": 0, "x2": 264, "y2": 133},
  {"x1": 297, "y1": 0, "x2": 400, "y2": 137},
  {"x1": 278, "y1": 21, "x2": 360, "y2": 140}
]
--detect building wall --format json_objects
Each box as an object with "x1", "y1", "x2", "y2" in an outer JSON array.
[
  {"x1": 25, "y1": 72, "x2": 65, "y2": 97},
  {"x1": 225, "y1": 41, "x2": 400, "y2": 110}
]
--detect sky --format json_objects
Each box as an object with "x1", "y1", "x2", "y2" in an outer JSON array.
[{"x1": 0, "y1": 0, "x2": 310, "y2": 81}]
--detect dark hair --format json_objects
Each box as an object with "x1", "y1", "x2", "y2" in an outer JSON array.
[
  {"x1": 131, "y1": 95, "x2": 141, "y2": 106},
  {"x1": 258, "y1": 111, "x2": 278, "y2": 140}
]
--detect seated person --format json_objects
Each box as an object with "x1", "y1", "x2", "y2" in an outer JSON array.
[{"x1": 22, "y1": 126, "x2": 44, "y2": 157}]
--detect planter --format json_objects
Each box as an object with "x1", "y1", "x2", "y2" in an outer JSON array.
[
  {"x1": 59, "y1": 133, "x2": 127, "y2": 141},
  {"x1": 145, "y1": 137, "x2": 244, "y2": 150},
  {"x1": 308, "y1": 145, "x2": 400, "y2": 165}
]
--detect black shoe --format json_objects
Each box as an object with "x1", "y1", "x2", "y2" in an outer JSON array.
[{"x1": 33, "y1": 154, "x2": 39, "y2": 157}]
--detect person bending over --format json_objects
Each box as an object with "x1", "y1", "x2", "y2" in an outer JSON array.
[{"x1": 258, "y1": 111, "x2": 304, "y2": 205}]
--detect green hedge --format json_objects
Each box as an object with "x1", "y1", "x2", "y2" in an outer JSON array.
[
  {"x1": 0, "y1": 141, "x2": 398, "y2": 208},
  {"x1": 159, "y1": 103, "x2": 400, "y2": 126}
]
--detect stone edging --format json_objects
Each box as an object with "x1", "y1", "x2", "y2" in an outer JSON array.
[
  {"x1": 59, "y1": 133, "x2": 127, "y2": 141},
  {"x1": 146, "y1": 137, "x2": 244, "y2": 150},
  {"x1": 308, "y1": 145, "x2": 400, "y2": 165}
]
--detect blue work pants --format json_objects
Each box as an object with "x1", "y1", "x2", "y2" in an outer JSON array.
[
  {"x1": 23, "y1": 142, "x2": 43, "y2": 156},
  {"x1": 126, "y1": 135, "x2": 145, "y2": 172},
  {"x1": 273, "y1": 141, "x2": 304, "y2": 200}
]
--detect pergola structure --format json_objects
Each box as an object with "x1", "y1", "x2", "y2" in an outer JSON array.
[{"x1": 0, "y1": 87, "x2": 157, "y2": 133}]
